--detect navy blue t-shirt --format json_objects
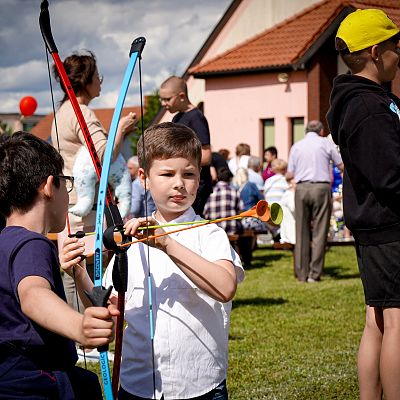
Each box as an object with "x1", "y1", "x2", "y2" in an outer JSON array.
[
  {"x1": 172, "y1": 108, "x2": 213, "y2": 192},
  {"x1": 0, "y1": 226, "x2": 77, "y2": 370}
]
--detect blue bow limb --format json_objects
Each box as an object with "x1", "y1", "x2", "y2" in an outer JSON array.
[{"x1": 93, "y1": 37, "x2": 145, "y2": 400}]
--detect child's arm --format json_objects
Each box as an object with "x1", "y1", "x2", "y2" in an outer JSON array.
[
  {"x1": 161, "y1": 239, "x2": 237, "y2": 302},
  {"x1": 59, "y1": 237, "x2": 94, "y2": 309},
  {"x1": 124, "y1": 217, "x2": 237, "y2": 303},
  {"x1": 18, "y1": 275, "x2": 119, "y2": 348}
]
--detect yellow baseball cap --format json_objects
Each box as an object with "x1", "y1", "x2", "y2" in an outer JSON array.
[{"x1": 336, "y1": 9, "x2": 399, "y2": 53}]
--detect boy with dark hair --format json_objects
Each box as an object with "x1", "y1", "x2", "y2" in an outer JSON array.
[
  {"x1": 159, "y1": 76, "x2": 213, "y2": 217},
  {"x1": 0, "y1": 131, "x2": 118, "y2": 398},
  {"x1": 64, "y1": 122, "x2": 243, "y2": 399},
  {"x1": 327, "y1": 9, "x2": 400, "y2": 399}
]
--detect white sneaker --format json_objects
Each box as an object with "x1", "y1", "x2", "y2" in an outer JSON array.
[{"x1": 77, "y1": 348, "x2": 114, "y2": 363}]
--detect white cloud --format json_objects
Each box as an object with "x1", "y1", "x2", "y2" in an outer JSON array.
[
  {"x1": 0, "y1": 0, "x2": 230, "y2": 114},
  {"x1": 0, "y1": 60, "x2": 48, "y2": 91}
]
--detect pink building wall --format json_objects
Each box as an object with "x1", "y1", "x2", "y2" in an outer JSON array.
[{"x1": 203, "y1": 71, "x2": 308, "y2": 161}]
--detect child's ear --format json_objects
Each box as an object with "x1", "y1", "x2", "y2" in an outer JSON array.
[
  {"x1": 138, "y1": 168, "x2": 148, "y2": 188},
  {"x1": 42, "y1": 175, "x2": 54, "y2": 199},
  {"x1": 371, "y1": 44, "x2": 380, "y2": 62}
]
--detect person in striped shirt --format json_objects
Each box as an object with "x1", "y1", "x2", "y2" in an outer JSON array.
[{"x1": 263, "y1": 159, "x2": 289, "y2": 205}]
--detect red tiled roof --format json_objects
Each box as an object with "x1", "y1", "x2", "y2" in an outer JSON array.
[
  {"x1": 31, "y1": 106, "x2": 143, "y2": 141},
  {"x1": 189, "y1": 0, "x2": 400, "y2": 76}
]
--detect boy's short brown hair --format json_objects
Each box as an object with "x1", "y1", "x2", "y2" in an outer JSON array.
[
  {"x1": 335, "y1": 37, "x2": 370, "y2": 71},
  {"x1": 137, "y1": 122, "x2": 202, "y2": 174}
]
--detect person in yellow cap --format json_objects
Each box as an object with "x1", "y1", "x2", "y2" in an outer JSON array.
[{"x1": 327, "y1": 8, "x2": 400, "y2": 400}]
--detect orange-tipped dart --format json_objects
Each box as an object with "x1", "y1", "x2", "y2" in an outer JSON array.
[
  {"x1": 84, "y1": 200, "x2": 283, "y2": 257},
  {"x1": 115, "y1": 200, "x2": 283, "y2": 249},
  {"x1": 256, "y1": 200, "x2": 270, "y2": 222}
]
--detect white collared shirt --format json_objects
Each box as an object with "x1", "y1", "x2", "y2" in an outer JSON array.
[{"x1": 104, "y1": 207, "x2": 244, "y2": 399}]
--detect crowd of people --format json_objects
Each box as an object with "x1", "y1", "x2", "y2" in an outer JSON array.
[
  {"x1": 1, "y1": 7, "x2": 400, "y2": 400},
  {"x1": 201, "y1": 120, "x2": 349, "y2": 275}
]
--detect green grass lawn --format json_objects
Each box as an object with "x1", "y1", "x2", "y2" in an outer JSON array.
[
  {"x1": 84, "y1": 245, "x2": 364, "y2": 399},
  {"x1": 228, "y1": 245, "x2": 364, "y2": 399}
]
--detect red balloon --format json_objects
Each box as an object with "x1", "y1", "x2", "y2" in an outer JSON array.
[{"x1": 19, "y1": 96, "x2": 38, "y2": 117}]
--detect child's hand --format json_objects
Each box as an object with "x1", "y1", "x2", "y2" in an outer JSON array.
[
  {"x1": 108, "y1": 294, "x2": 120, "y2": 324},
  {"x1": 59, "y1": 237, "x2": 86, "y2": 280},
  {"x1": 123, "y1": 217, "x2": 170, "y2": 251},
  {"x1": 124, "y1": 216, "x2": 151, "y2": 237},
  {"x1": 109, "y1": 294, "x2": 119, "y2": 307},
  {"x1": 78, "y1": 303, "x2": 120, "y2": 349}
]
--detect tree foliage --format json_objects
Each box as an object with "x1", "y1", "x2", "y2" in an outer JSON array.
[
  {"x1": 0, "y1": 120, "x2": 13, "y2": 136},
  {"x1": 131, "y1": 90, "x2": 161, "y2": 155}
]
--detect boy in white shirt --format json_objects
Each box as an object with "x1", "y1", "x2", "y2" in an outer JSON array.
[{"x1": 62, "y1": 122, "x2": 243, "y2": 400}]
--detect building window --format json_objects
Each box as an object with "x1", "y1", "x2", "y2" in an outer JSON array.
[
  {"x1": 291, "y1": 117, "x2": 304, "y2": 144},
  {"x1": 262, "y1": 119, "x2": 275, "y2": 149}
]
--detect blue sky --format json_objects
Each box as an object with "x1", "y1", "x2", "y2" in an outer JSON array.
[{"x1": 0, "y1": 0, "x2": 231, "y2": 114}]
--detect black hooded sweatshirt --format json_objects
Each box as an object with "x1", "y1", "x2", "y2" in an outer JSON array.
[{"x1": 327, "y1": 74, "x2": 400, "y2": 245}]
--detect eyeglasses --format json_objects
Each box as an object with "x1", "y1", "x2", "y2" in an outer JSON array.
[
  {"x1": 159, "y1": 93, "x2": 178, "y2": 103},
  {"x1": 54, "y1": 175, "x2": 74, "y2": 193}
]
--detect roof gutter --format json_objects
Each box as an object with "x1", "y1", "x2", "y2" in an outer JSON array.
[{"x1": 192, "y1": 64, "x2": 293, "y2": 78}]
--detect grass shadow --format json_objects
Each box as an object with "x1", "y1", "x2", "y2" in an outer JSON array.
[
  {"x1": 228, "y1": 333, "x2": 244, "y2": 340},
  {"x1": 324, "y1": 265, "x2": 360, "y2": 280},
  {"x1": 232, "y1": 296, "x2": 287, "y2": 309},
  {"x1": 247, "y1": 251, "x2": 291, "y2": 270}
]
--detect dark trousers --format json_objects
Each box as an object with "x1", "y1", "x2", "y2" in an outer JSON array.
[
  {"x1": 119, "y1": 379, "x2": 228, "y2": 400},
  {"x1": 0, "y1": 342, "x2": 102, "y2": 399},
  {"x1": 294, "y1": 182, "x2": 332, "y2": 281}
]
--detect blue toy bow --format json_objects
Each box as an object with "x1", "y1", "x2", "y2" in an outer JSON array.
[
  {"x1": 94, "y1": 37, "x2": 145, "y2": 398},
  {"x1": 39, "y1": 1, "x2": 145, "y2": 398}
]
